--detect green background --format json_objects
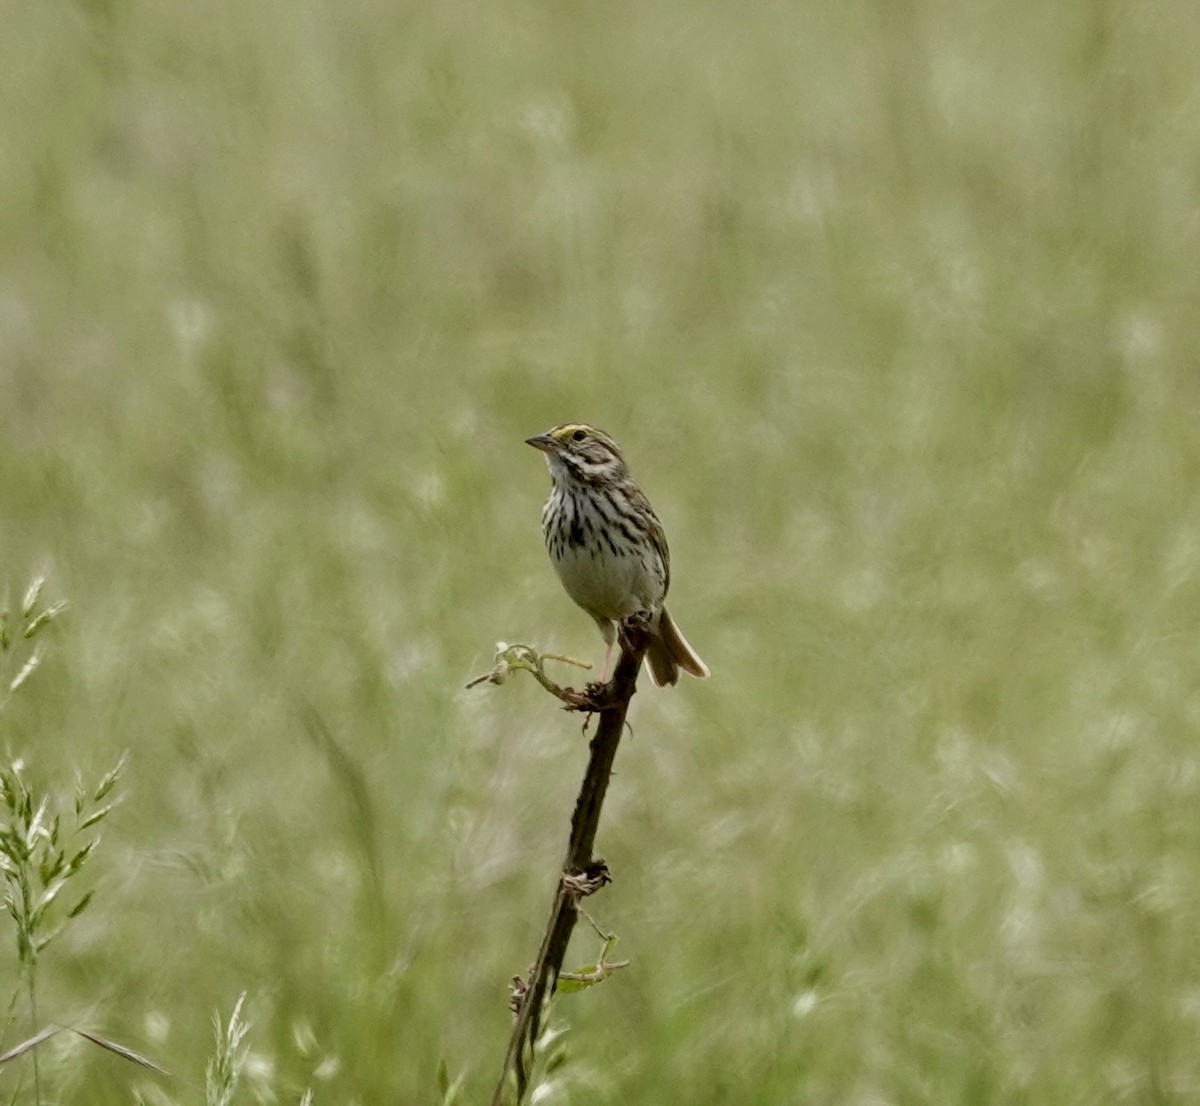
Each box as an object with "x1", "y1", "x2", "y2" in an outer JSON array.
[{"x1": 3, "y1": 0, "x2": 1200, "y2": 1101}]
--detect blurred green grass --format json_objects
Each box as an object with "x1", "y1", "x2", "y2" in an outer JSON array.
[{"x1": 3, "y1": 0, "x2": 1200, "y2": 1100}]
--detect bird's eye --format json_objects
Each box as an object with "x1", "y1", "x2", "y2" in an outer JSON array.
[{"x1": 571, "y1": 429, "x2": 586, "y2": 442}]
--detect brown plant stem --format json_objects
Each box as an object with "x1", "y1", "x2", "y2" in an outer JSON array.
[{"x1": 488, "y1": 616, "x2": 650, "y2": 1106}]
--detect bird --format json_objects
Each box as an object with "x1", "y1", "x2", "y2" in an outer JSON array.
[{"x1": 526, "y1": 423, "x2": 709, "y2": 687}]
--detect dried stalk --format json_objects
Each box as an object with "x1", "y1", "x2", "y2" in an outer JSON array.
[{"x1": 472, "y1": 616, "x2": 650, "y2": 1106}]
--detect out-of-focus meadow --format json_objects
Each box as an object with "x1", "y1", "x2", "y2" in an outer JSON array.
[{"x1": 3, "y1": 0, "x2": 1200, "y2": 1101}]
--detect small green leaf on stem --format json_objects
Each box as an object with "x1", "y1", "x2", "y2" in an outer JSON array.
[
  {"x1": 437, "y1": 1058, "x2": 465, "y2": 1105},
  {"x1": 79, "y1": 802, "x2": 117, "y2": 832},
  {"x1": 69, "y1": 1026, "x2": 169, "y2": 1075},
  {"x1": 20, "y1": 576, "x2": 45, "y2": 620},
  {"x1": 66, "y1": 838, "x2": 99, "y2": 874},
  {"x1": 23, "y1": 602, "x2": 68, "y2": 640},
  {"x1": 67, "y1": 889, "x2": 94, "y2": 919},
  {"x1": 94, "y1": 753, "x2": 129, "y2": 803},
  {"x1": 0, "y1": 1025, "x2": 61, "y2": 1066},
  {"x1": 9, "y1": 651, "x2": 42, "y2": 694}
]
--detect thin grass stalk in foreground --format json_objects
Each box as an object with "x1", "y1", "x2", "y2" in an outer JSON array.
[
  {"x1": 475, "y1": 617, "x2": 650, "y2": 1106},
  {"x1": 206, "y1": 993, "x2": 250, "y2": 1106}
]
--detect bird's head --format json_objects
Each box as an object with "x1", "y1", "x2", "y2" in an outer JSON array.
[{"x1": 525, "y1": 424, "x2": 630, "y2": 486}]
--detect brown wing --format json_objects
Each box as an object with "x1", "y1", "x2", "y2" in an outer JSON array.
[
  {"x1": 652, "y1": 514, "x2": 671, "y2": 597},
  {"x1": 626, "y1": 481, "x2": 671, "y2": 596}
]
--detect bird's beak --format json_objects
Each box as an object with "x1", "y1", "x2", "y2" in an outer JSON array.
[{"x1": 525, "y1": 434, "x2": 558, "y2": 453}]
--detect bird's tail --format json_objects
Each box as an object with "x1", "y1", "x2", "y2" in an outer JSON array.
[{"x1": 646, "y1": 607, "x2": 710, "y2": 687}]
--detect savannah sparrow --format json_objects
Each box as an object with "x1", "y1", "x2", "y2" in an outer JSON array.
[{"x1": 526, "y1": 423, "x2": 709, "y2": 687}]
